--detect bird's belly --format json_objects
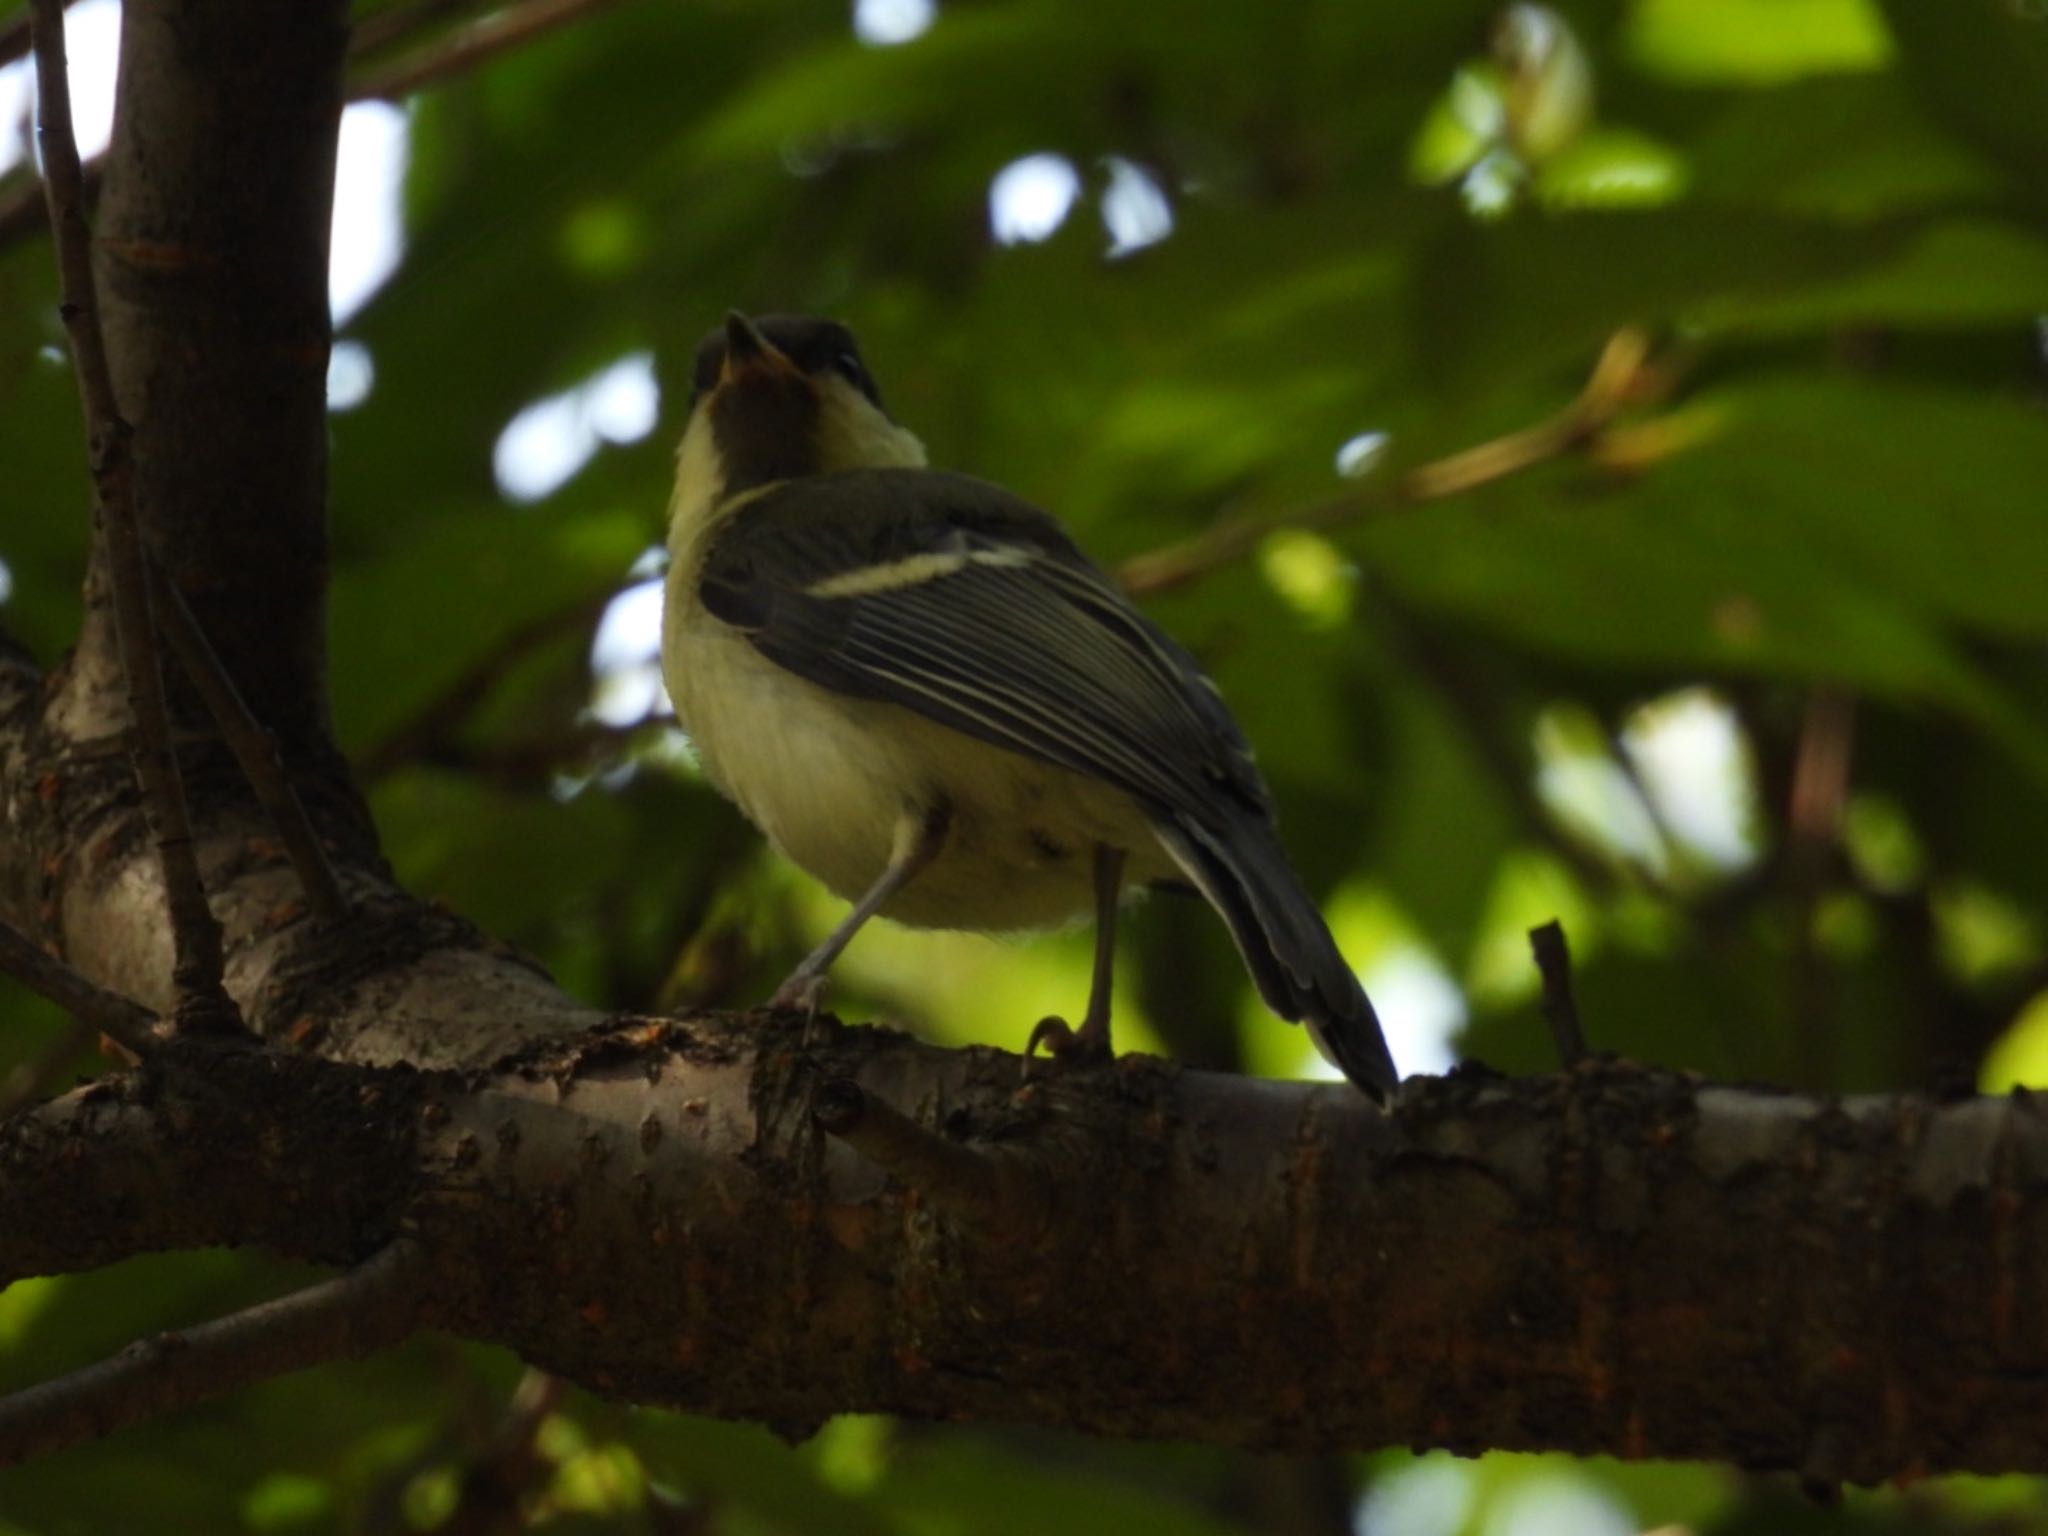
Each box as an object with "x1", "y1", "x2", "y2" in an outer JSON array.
[
  {"x1": 876, "y1": 710, "x2": 1174, "y2": 928},
  {"x1": 664, "y1": 593, "x2": 1169, "y2": 931}
]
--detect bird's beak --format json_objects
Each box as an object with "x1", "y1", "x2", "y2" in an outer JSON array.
[{"x1": 720, "y1": 311, "x2": 796, "y2": 386}]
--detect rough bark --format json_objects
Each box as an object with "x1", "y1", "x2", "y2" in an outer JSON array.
[
  {"x1": 85, "y1": 0, "x2": 346, "y2": 756},
  {"x1": 7, "y1": 1010, "x2": 2048, "y2": 1483}
]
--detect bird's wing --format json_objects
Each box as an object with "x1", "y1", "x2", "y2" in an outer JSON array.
[{"x1": 697, "y1": 468, "x2": 1270, "y2": 820}]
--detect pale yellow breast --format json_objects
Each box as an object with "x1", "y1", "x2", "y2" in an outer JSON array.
[
  {"x1": 660, "y1": 405, "x2": 1170, "y2": 932},
  {"x1": 661, "y1": 544, "x2": 1169, "y2": 933}
]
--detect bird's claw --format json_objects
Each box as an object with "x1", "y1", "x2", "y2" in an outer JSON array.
[
  {"x1": 769, "y1": 971, "x2": 829, "y2": 1017},
  {"x1": 1021, "y1": 1014, "x2": 1112, "y2": 1080}
]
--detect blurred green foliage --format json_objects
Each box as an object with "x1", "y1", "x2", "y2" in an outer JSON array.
[{"x1": 3, "y1": 0, "x2": 2048, "y2": 1528}]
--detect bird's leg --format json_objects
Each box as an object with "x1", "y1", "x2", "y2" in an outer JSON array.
[
  {"x1": 1025, "y1": 844, "x2": 1126, "y2": 1068},
  {"x1": 769, "y1": 801, "x2": 950, "y2": 1016},
  {"x1": 1077, "y1": 844, "x2": 1127, "y2": 1054}
]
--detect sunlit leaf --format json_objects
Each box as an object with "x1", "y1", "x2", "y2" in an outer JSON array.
[{"x1": 1627, "y1": 0, "x2": 1893, "y2": 83}]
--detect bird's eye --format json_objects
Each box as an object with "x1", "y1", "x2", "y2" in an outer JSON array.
[{"x1": 832, "y1": 351, "x2": 867, "y2": 385}]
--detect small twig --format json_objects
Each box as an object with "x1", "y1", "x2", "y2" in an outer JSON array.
[
  {"x1": 4, "y1": 0, "x2": 624, "y2": 262},
  {"x1": 148, "y1": 563, "x2": 350, "y2": 927},
  {"x1": 439, "y1": 1369, "x2": 564, "y2": 1536},
  {"x1": 1789, "y1": 687, "x2": 1856, "y2": 852},
  {"x1": 0, "y1": 917, "x2": 163, "y2": 1060},
  {"x1": 645, "y1": 1489, "x2": 718, "y2": 1535},
  {"x1": 349, "y1": 0, "x2": 627, "y2": 101},
  {"x1": 812, "y1": 1078, "x2": 1048, "y2": 1236},
  {"x1": 1527, "y1": 919, "x2": 1588, "y2": 1069},
  {"x1": 30, "y1": 0, "x2": 239, "y2": 1035},
  {"x1": 0, "y1": 1238, "x2": 432, "y2": 1469},
  {"x1": 347, "y1": 0, "x2": 482, "y2": 60},
  {"x1": 1787, "y1": 686, "x2": 1856, "y2": 1089},
  {"x1": 1799, "y1": 1422, "x2": 1850, "y2": 1507},
  {"x1": 1118, "y1": 327, "x2": 1663, "y2": 598},
  {"x1": 1403, "y1": 328, "x2": 1653, "y2": 501}
]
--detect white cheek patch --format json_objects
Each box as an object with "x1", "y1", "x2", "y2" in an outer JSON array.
[
  {"x1": 814, "y1": 376, "x2": 928, "y2": 474},
  {"x1": 668, "y1": 413, "x2": 727, "y2": 545}
]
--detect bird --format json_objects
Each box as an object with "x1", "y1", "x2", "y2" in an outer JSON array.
[{"x1": 659, "y1": 311, "x2": 1399, "y2": 1101}]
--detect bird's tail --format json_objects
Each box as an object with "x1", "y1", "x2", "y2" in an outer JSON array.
[{"x1": 1153, "y1": 811, "x2": 1399, "y2": 1102}]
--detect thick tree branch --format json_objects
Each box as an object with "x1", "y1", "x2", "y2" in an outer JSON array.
[
  {"x1": 6, "y1": 1015, "x2": 2048, "y2": 1481},
  {"x1": 0, "y1": 1036, "x2": 429, "y2": 1284},
  {"x1": 812, "y1": 1075, "x2": 1051, "y2": 1236},
  {"x1": 73, "y1": 0, "x2": 348, "y2": 759},
  {"x1": 0, "y1": 1238, "x2": 431, "y2": 1469}
]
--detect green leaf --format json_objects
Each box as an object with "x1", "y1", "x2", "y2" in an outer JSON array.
[
  {"x1": 876, "y1": 1432, "x2": 1250, "y2": 1536},
  {"x1": 627, "y1": 1413, "x2": 895, "y2": 1536},
  {"x1": 328, "y1": 504, "x2": 643, "y2": 751},
  {"x1": 1351, "y1": 372, "x2": 2048, "y2": 774},
  {"x1": 1627, "y1": 0, "x2": 1893, "y2": 84},
  {"x1": 1877, "y1": 0, "x2": 2048, "y2": 197},
  {"x1": 1651, "y1": 374, "x2": 2048, "y2": 642},
  {"x1": 1412, "y1": 209, "x2": 1911, "y2": 399},
  {"x1": 1725, "y1": 220, "x2": 2048, "y2": 331},
  {"x1": 692, "y1": 5, "x2": 1093, "y2": 167},
  {"x1": 1685, "y1": 75, "x2": 2006, "y2": 217},
  {"x1": 1532, "y1": 126, "x2": 1690, "y2": 209}
]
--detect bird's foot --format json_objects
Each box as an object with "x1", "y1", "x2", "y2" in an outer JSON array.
[
  {"x1": 768, "y1": 970, "x2": 830, "y2": 1017},
  {"x1": 769, "y1": 971, "x2": 832, "y2": 1051},
  {"x1": 1021, "y1": 1014, "x2": 1113, "y2": 1079}
]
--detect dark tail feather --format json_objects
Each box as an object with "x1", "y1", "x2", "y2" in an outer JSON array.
[{"x1": 1153, "y1": 813, "x2": 1400, "y2": 1102}]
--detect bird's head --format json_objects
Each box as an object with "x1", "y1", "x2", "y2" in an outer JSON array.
[{"x1": 672, "y1": 312, "x2": 926, "y2": 526}]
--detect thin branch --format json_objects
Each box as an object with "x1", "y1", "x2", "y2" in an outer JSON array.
[
  {"x1": 1786, "y1": 685, "x2": 1857, "y2": 1089},
  {"x1": 0, "y1": 1239, "x2": 433, "y2": 1468},
  {"x1": 1118, "y1": 328, "x2": 1665, "y2": 598},
  {"x1": 29, "y1": 0, "x2": 239, "y2": 1034},
  {"x1": 349, "y1": 0, "x2": 628, "y2": 102},
  {"x1": 1527, "y1": 918, "x2": 1588, "y2": 1068},
  {"x1": 2, "y1": 0, "x2": 624, "y2": 263},
  {"x1": 0, "y1": 916, "x2": 163, "y2": 1060},
  {"x1": 148, "y1": 563, "x2": 350, "y2": 927},
  {"x1": 348, "y1": 0, "x2": 483, "y2": 61},
  {"x1": 439, "y1": 1369, "x2": 564, "y2": 1536},
  {"x1": 1789, "y1": 686, "x2": 1857, "y2": 851}
]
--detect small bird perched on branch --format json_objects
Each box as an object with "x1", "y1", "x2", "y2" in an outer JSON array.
[{"x1": 660, "y1": 312, "x2": 1399, "y2": 1100}]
